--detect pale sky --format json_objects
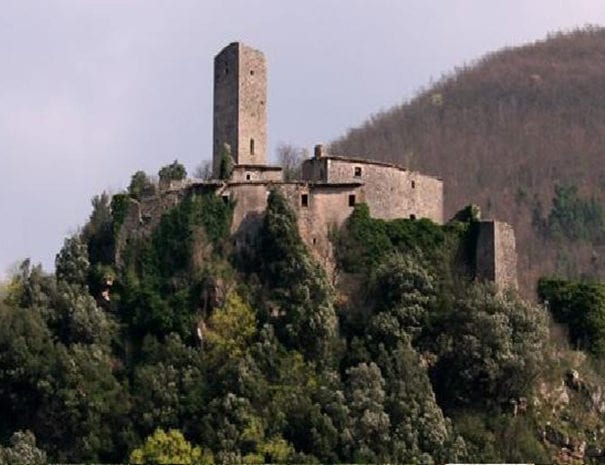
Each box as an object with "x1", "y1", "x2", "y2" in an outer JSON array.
[{"x1": 2, "y1": 0, "x2": 605, "y2": 277}]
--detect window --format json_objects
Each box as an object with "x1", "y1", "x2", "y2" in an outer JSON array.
[
  {"x1": 250, "y1": 138, "x2": 255, "y2": 155},
  {"x1": 354, "y1": 166, "x2": 362, "y2": 177},
  {"x1": 301, "y1": 194, "x2": 309, "y2": 207},
  {"x1": 225, "y1": 66, "x2": 229, "y2": 75},
  {"x1": 250, "y1": 70, "x2": 255, "y2": 76},
  {"x1": 222, "y1": 194, "x2": 230, "y2": 204},
  {"x1": 410, "y1": 214, "x2": 416, "y2": 220},
  {"x1": 312, "y1": 237, "x2": 317, "y2": 244},
  {"x1": 348, "y1": 194, "x2": 356, "y2": 207},
  {"x1": 246, "y1": 173, "x2": 251, "y2": 180},
  {"x1": 411, "y1": 180, "x2": 416, "y2": 189}
]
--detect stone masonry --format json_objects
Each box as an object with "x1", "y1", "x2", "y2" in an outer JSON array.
[
  {"x1": 118, "y1": 41, "x2": 518, "y2": 291},
  {"x1": 213, "y1": 42, "x2": 267, "y2": 176}
]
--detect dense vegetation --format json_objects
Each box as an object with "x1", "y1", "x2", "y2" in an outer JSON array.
[
  {"x1": 2, "y1": 164, "x2": 579, "y2": 463},
  {"x1": 539, "y1": 278, "x2": 605, "y2": 356},
  {"x1": 331, "y1": 26, "x2": 605, "y2": 296}
]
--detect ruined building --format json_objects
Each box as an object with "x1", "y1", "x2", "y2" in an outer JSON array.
[{"x1": 119, "y1": 41, "x2": 518, "y2": 290}]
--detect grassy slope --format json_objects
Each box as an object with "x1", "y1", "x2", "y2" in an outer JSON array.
[{"x1": 331, "y1": 27, "x2": 605, "y2": 297}]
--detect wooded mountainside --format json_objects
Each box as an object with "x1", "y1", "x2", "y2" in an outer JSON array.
[{"x1": 331, "y1": 26, "x2": 605, "y2": 297}]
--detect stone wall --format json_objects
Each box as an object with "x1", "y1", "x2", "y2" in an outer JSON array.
[
  {"x1": 302, "y1": 156, "x2": 443, "y2": 224},
  {"x1": 237, "y1": 44, "x2": 267, "y2": 167},
  {"x1": 476, "y1": 220, "x2": 518, "y2": 290},
  {"x1": 213, "y1": 43, "x2": 239, "y2": 176},
  {"x1": 230, "y1": 165, "x2": 283, "y2": 182},
  {"x1": 212, "y1": 42, "x2": 267, "y2": 176},
  {"x1": 225, "y1": 181, "x2": 360, "y2": 275}
]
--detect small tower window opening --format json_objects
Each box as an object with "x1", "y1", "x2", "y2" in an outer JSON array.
[
  {"x1": 354, "y1": 166, "x2": 362, "y2": 177},
  {"x1": 312, "y1": 237, "x2": 317, "y2": 244},
  {"x1": 301, "y1": 194, "x2": 309, "y2": 207},
  {"x1": 246, "y1": 173, "x2": 251, "y2": 180},
  {"x1": 411, "y1": 180, "x2": 416, "y2": 189},
  {"x1": 250, "y1": 70, "x2": 255, "y2": 76},
  {"x1": 224, "y1": 66, "x2": 229, "y2": 75},
  {"x1": 410, "y1": 214, "x2": 416, "y2": 220},
  {"x1": 348, "y1": 194, "x2": 356, "y2": 207},
  {"x1": 222, "y1": 194, "x2": 230, "y2": 204},
  {"x1": 250, "y1": 138, "x2": 255, "y2": 156}
]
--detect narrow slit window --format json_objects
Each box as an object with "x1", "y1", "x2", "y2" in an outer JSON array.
[
  {"x1": 301, "y1": 194, "x2": 309, "y2": 207},
  {"x1": 348, "y1": 194, "x2": 356, "y2": 207},
  {"x1": 411, "y1": 180, "x2": 416, "y2": 189},
  {"x1": 222, "y1": 195, "x2": 230, "y2": 204},
  {"x1": 354, "y1": 166, "x2": 362, "y2": 177},
  {"x1": 250, "y1": 70, "x2": 255, "y2": 76},
  {"x1": 250, "y1": 138, "x2": 255, "y2": 155},
  {"x1": 410, "y1": 214, "x2": 416, "y2": 220},
  {"x1": 246, "y1": 173, "x2": 251, "y2": 180}
]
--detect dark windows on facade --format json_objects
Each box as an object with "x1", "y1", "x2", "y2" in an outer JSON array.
[
  {"x1": 410, "y1": 214, "x2": 416, "y2": 220},
  {"x1": 301, "y1": 194, "x2": 309, "y2": 207},
  {"x1": 222, "y1": 194, "x2": 230, "y2": 204},
  {"x1": 349, "y1": 194, "x2": 356, "y2": 207},
  {"x1": 246, "y1": 173, "x2": 251, "y2": 180},
  {"x1": 250, "y1": 138, "x2": 255, "y2": 155},
  {"x1": 354, "y1": 166, "x2": 362, "y2": 177},
  {"x1": 411, "y1": 180, "x2": 416, "y2": 189}
]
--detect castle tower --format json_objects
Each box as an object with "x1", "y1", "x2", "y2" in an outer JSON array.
[{"x1": 213, "y1": 42, "x2": 267, "y2": 177}]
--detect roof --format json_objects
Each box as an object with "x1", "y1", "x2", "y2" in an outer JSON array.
[{"x1": 305, "y1": 154, "x2": 443, "y2": 181}]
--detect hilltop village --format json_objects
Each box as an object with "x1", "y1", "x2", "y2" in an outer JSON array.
[{"x1": 119, "y1": 42, "x2": 517, "y2": 289}]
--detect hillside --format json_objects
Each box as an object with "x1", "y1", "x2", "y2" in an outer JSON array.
[
  {"x1": 331, "y1": 26, "x2": 605, "y2": 297},
  {"x1": 3, "y1": 159, "x2": 605, "y2": 462}
]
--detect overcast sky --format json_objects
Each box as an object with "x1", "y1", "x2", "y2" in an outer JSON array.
[{"x1": 2, "y1": 0, "x2": 605, "y2": 277}]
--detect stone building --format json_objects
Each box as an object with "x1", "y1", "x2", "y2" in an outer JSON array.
[{"x1": 119, "y1": 41, "x2": 518, "y2": 290}]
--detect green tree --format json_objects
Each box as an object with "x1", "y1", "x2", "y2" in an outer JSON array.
[
  {"x1": 538, "y1": 277, "x2": 605, "y2": 355},
  {"x1": 204, "y1": 292, "x2": 256, "y2": 363},
  {"x1": 256, "y1": 189, "x2": 338, "y2": 363},
  {"x1": 55, "y1": 235, "x2": 89, "y2": 288},
  {"x1": 130, "y1": 428, "x2": 212, "y2": 465},
  {"x1": 0, "y1": 431, "x2": 47, "y2": 465},
  {"x1": 431, "y1": 284, "x2": 548, "y2": 408},
  {"x1": 218, "y1": 144, "x2": 233, "y2": 180},
  {"x1": 159, "y1": 160, "x2": 187, "y2": 184},
  {"x1": 129, "y1": 170, "x2": 155, "y2": 200}
]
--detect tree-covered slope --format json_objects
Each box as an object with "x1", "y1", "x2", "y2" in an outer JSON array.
[
  {"x1": 331, "y1": 26, "x2": 605, "y2": 296},
  {"x1": 4, "y1": 164, "x2": 605, "y2": 463}
]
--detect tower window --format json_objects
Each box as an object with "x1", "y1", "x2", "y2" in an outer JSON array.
[
  {"x1": 410, "y1": 214, "x2": 416, "y2": 220},
  {"x1": 411, "y1": 180, "x2": 416, "y2": 189},
  {"x1": 250, "y1": 138, "x2": 255, "y2": 155},
  {"x1": 348, "y1": 195, "x2": 356, "y2": 207},
  {"x1": 246, "y1": 173, "x2": 251, "y2": 180},
  {"x1": 250, "y1": 70, "x2": 255, "y2": 75},
  {"x1": 222, "y1": 194, "x2": 230, "y2": 204},
  {"x1": 225, "y1": 66, "x2": 229, "y2": 75},
  {"x1": 301, "y1": 194, "x2": 309, "y2": 207},
  {"x1": 354, "y1": 166, "x2": 362, "y2": 177}
]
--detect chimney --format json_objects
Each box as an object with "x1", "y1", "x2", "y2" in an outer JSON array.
[{"x1": 314, "y1": 144, "x2": 324, "y2": 159}]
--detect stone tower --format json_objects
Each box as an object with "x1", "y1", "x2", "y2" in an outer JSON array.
[{"x1": 213, "y1": 42, "x2": 267, "y2": 176}]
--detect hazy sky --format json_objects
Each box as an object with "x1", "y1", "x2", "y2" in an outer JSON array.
[{"x1": 2, "y1": 0, "x2": 605, "y2": 277}]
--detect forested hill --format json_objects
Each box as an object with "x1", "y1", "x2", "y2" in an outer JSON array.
[
  {"x1": 4, "y1": 161, "x2": 605, "y2": 463},
  {"x1": 331, "y1": 26, "x2": 605, "y2": 296}
]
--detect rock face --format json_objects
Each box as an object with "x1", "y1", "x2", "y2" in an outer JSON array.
[{"x1": 535, "y1": 365, "x2": 605, "y2": 464}]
